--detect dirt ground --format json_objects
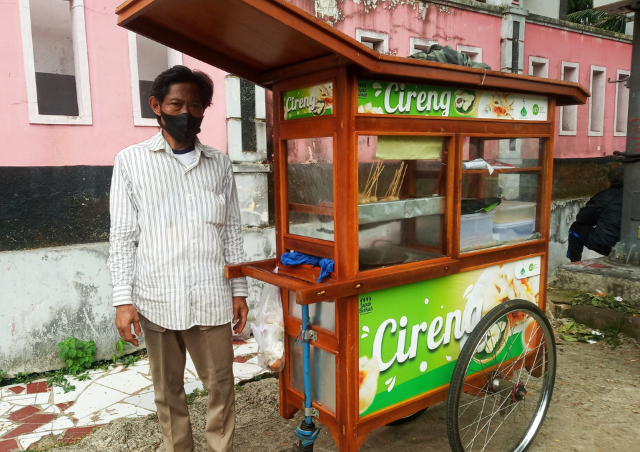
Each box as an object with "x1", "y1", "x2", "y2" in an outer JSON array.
[{"x1": 33, "y1": 331, "x2": 640, "y2": 452}]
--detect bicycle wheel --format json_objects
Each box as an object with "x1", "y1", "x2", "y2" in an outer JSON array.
[{"x1": 446, "y1": 299, "x2": 556, "y2": 452}]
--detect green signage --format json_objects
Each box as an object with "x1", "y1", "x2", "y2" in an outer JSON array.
[
  {"x1": 357, "y1": 80, "x2": 548, "y2": 121},
  {"x1": 358, "y1": 258, "x2": 541, "y2": 417},
  {"x1": 283, "y1": 83, "x2": 333, "y2": 120}
]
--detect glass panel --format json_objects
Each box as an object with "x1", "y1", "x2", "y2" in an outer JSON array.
[
  {"x1": 463, "y1": 137, "x2": 542, "y2": 169},
  {"x1": 289, "y1": 337, "x2": 337, "y2": 413},
  {"x1": 288, "y1": 291, "x2": 336, "y2": 333},
  {"x1": 287, "y1": 137, "x2": 334, "y2": 241},
  {"x1": 358, "y1": 136, "x2": 448, "y2": 271},
  {"x1": 460, "y1": 172, "x2": 541, "y2": 252}
]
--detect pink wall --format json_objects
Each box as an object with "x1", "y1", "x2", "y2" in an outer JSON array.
[
  {"x1": 524, "y1": 22, "x2": 632, "y2": 158},
  {"x1": 328, "y1": 2, "x2": 502, "y2": 69},
  {"x1": 0, "y1": 0, "x2": 228, "y2": 167}
]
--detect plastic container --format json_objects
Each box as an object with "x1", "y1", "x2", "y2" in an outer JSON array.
[
  {"x1": 492, "y1": 201, "x2": 536, "y2": 224},
  {"x1": 493, "y1": 219, "x2": 535, "y2": 241},
  {"x1": 460, "y1": 211, "x2": 495, "y2": 249}
]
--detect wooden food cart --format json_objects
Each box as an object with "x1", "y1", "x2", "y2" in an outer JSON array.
[{"x1": 116, "y1": 1, "x2": 588, "y2": 451}]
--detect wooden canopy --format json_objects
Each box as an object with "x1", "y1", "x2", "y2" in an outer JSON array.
[{"x1": 116, "y1": 0, "x2": 588, "y2": 105}]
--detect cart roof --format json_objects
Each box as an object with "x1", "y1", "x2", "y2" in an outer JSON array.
[{"x1": 116, "y1": 0, "x2": 588, "y2": 106}]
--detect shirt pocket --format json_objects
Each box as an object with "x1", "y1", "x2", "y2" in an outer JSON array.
[{"x1": 202, "y1": 191, "x2": 227, "y2": 225}]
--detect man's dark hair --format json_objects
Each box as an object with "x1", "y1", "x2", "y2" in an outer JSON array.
[
  {"x1": 149, "y1": 65, "x2": 214, "y2": 108},
  {"x1": 608, "y1": 168, "x2": 624, "y2": 187}
]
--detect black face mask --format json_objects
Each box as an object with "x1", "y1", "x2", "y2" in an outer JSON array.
[{"x1": 158, "y1": 111, "x2": 203, "y2": 142}]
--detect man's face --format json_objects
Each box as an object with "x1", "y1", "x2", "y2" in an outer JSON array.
[{"x1": 150, "y1": 82, "x2": 204, "y2": 124}]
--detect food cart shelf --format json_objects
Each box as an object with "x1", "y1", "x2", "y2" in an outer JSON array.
[{"x1": 358, "y1": 196, "x2": 444, "y2": 225}]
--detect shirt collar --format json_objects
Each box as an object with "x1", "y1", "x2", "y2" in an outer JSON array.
[{"x1": 147, "y1": 131, "x2": 214, "y2": 159}]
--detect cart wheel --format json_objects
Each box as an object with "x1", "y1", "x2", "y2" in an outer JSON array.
[
  {"x1": 386, "y1": 408, "x2": 427, "y2": 426},
  {"x1": 446, "y1": 299, "x2": 556, "y2": 452}
]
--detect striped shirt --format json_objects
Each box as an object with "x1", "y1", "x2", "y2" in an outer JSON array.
[{"x1": 108, "y1": 132, "x2": 248, "y2": 330}]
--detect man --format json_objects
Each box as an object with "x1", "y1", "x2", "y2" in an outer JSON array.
[
  {"x1": 108, "y1": 65, "x2": 248, "y2": 452},
  {"x1": 567, "y1": 168, "x2": 624, "y2": 262}
]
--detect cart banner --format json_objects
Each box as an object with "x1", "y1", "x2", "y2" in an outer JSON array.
[
  {"x1": 283, "y1": 83, "x2": 333, "y2": 120},
  {"x1": 358, "y1": 257, "x2": 541, "y2": 417},
  {"x1": 357, "y1": 80, "x2": 548, "y2": 121}
]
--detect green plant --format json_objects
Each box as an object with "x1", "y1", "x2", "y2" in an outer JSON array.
[
  {"x1": 112, "y1": 338, "x2": 130, "y2": 364},
  {"x1": 572, "y1": 292, "x2": 640, "y2": 315},
  {"x1": 0, "y1": 369, "x2": 7, "y2": 384},
  {"x1": 57, "y1": 337, "x2": 96, "y2": 375},
  {"x1": 46, "y1": 370, "x2": 76, "y2": 394},
  {"x1": 602, "y1": 322, "x2": 624, "y2": 349},
  {"x1": 14, "y1": 372, "x2": 36, "y2": 384},
  {"x1": 186, "y1": 387, "x2": 209, "y2": 405},
  {"x1": 557, "y1": 321, "x2": 604, "y2": 343},
  {"x1": 122, "y1": 354, "x2": 138, "y2": 368}
]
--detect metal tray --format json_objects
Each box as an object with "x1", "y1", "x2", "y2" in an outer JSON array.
[{"x1": 358, "y1": 196, "x2": 445, "y2": 225}]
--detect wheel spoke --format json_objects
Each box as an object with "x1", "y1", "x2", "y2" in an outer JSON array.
[{"x1": 447, "y1": 301, "x2": 556, "y2": 452}]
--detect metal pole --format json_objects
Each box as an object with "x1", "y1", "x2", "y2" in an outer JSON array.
[{"x1": 618, "y1": 13, "x2": 640, "y2": 263}]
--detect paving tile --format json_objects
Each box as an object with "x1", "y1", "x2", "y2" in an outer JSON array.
[
  {"x1": 93, "y1": 369, "x2": 152, "y2": 395},
  {"x1": 51, "y1": 378, "x2": 94, "y2": 405},
  {"x1": 18, "y1": 432, "x2": 46, "y2": 450},
  {"x1": 55, "y1": 402, "x2": 74, "y2": 412},
  {"x1": 3, "y1": 422, "x2": 40, "y2": 439},
  {"x1": 26, "y1": 381, "x2": 49, "y2": 394},
  {"x1": 128, "y1": 362, "x2": 150, "y2": 376},
  {"x1": 63, "y1": 426, "x2": 97, "y2": 445},
  {"x1": 0, "y1": 439, "x2": 18, "y2": 452},
  {"x1": 7, "y1": 405, "x2": 39, "y2": 422},
  {"x1": 22, "y1": 413, "x2": 56, "y2": 426},
  {"x1": 232, "y1": 361, "x2": 263, "y2": 382},
  {"x1": 123, "y1": 391, "x2": 156, "y2": 412},
  {"x1": 34, "y1": 392, "x2": 51, "y2": 405},
  {"x1": 2, "y1": 394, "x2": 37, "y2": 406},
  {"x1": 34, "y1": 416, "x2": 75, "y2": 433},
  {"x1": 76, "y1": 403, "x2": 152, "y2": 427},
  {"x1": 0, "y1": 420, "x2": 14, "y2": 437},
  {"x1": 7, "y1": 386, "x2": 24, "y2": 395},
  {"x1": 232, "y1": 339, "x2": 247, "y2": 345},
  {"x1": 0, "y1": 402, "x2": 12, "y2": 418},
  {"x1": 185, "y1": 354, "x2": 198, "y2": 377},
  {"x1": 233, "y1": 356, "x2": 248, "y2": 363},
  {"x1": 234, "y1": 341, "x2": 260, "y2": 356},
  {"x1": 41, "y1": 404, "x2": 62, "y2": 414},
  {"x1": 183, "y1": 380, "x2": 204, "y2": 395},
  {"x1": 66, "y1": 384, "x2": 128, "y2": 419}
]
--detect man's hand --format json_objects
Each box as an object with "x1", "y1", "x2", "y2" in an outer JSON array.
[
  {"x1": 232, "y1": 297, "x2": 249, "y2": 334},
  {"x1": 115, "y1": 305, "x2": 142, "y2": 346}
]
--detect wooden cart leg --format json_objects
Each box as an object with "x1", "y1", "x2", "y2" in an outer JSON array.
[
  {"x1": 330, "y1": 430, "x2": 370, "y2": 452},
  {"x1": 279, "y1": 371, "x2": 298, "y2": 419}
]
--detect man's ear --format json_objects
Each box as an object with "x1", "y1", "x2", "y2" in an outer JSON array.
[{"x1": 149, "y1": 96, "x2": 162, "y2": 117}]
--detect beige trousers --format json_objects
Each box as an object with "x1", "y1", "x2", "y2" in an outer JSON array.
[{"x1": 140, "y1": 315, "x2": 235, "y2": 452}]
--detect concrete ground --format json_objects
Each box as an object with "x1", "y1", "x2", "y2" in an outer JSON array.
[{"x1": 13, "y1": 328, "x2": 640, "y2": 452}]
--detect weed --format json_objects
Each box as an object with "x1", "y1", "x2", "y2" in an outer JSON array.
[
  {"x1": 122, "y1": 354, "x2": 139, "y2": 368},
  {"x1": 0, "y1": 369, "x2": 6, "y2": 384},
  {"x1": 14, "y1": 372, "x2": 35, "y2": 384},
  {"x1": 46, "y1": 370, "x2": 76, "y2": 394},
  {"x1": 147, "y1": 413, "x2": 159, "y2": 421},
  {"x1": 572, "y1": 292, "x2": 640, "y2": 315},
  {"x1": 602, "y1": 322, "x2": 624, "y2": 349},
  {"x1": 58, "y1": 337, "x2": 97, "y2": 375},
  {"x1": 76, "y1": 373, "x2": 92, "y2": 381},
  {"x1": 186, "y1": 387, "x2": 209, "y2": 404}
]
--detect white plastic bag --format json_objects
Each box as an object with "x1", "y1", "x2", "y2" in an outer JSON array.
[{"x1": 250, "y1": 284, "x2": 285, "y2": 372}]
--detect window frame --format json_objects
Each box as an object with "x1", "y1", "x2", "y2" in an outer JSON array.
[
  {"x1": 127, "y1": 31, "x2": 183, "y2": 127},
  {"x1": 588, "y1": 65, "x2": 606, "y2": 137},
  {"x1": 18, "y1": 0, "x2": 93, "y2": 125},
  {"x1": 456, "y1": 45, "x2": 483, "y2": 64},
  {"x1": 356, "y1": 29, "x2": 389, "y2": 54},
  {"x1": 410, "y1": 38, "x2": 438, "y2": 55},
  {"x1": 528, "y1": 56, "x2": 549, "y2": 78},
  {"x1": 559, "y1": 61, "x2": 579, "y2": 136},
  {"x1": 614, "y1": 69, "x2": 630, "y2": 137}
]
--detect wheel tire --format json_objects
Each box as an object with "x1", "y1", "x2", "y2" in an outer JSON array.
[
  {"x1": 386, "y1": 408, "x2": 427, "y2": 426},
  {"x1": 446, "y1": 299, "x2": 556, "y2": 452}
]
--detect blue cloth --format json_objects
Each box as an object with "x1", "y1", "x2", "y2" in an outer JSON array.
[{"x1": 280, "y1": 252, "x2": 335, "y2": 283}]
